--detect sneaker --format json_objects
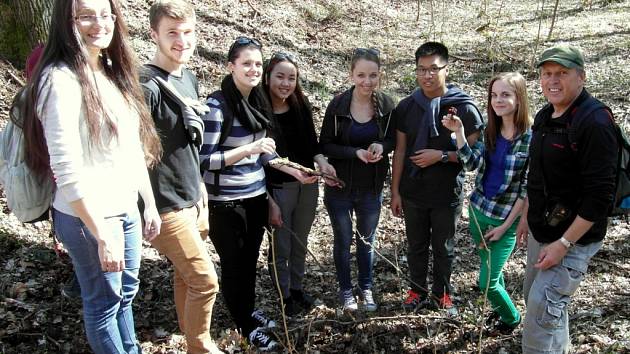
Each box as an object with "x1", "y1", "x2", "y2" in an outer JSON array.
[
  {"x1": 251, "y1": 309, "x2": 276, "y2": 329},
  {"x1": 360, "y1": 289, "x2": 377, "y2": 312},
  {"x1": 290, "y1": 289, "x2": 314, "y2": 310},
  {"x1": 438, "y1": 293, "x2": 458, "y2": 316},
  {"x1": 341, "y1": 291, "x2": 358, "y2": 312},
  {"x1": 402, "y1": 289, "x2": 422, "y2": 311},
  {"x1": 248, "y1": 327, "x2": 278, "y2": 351}
]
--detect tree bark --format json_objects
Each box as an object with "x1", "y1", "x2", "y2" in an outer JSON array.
[{"x1": 0, "y1": 0, "x2": 52, "y2": 67}]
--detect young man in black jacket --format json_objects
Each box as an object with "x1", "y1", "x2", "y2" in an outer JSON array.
[
  {"x1": 516, "y1": 45, "x2": 618, "y2": 354},
  {"x1": 391, "y1": 42, "x2": 483, "y2": 314}
]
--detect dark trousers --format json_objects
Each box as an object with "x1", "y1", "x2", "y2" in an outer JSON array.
[
  {"x1": 402, "y1": 198, "x2": 460, "y2": 296},
  {"x1": 209, "y1": 193, "x2": 268, "y2": 336}
]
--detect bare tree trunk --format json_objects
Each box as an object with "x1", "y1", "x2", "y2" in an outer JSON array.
[
  {"x1": 547, "y1": 0, "x2": 560, "y2": 40},
  {"x1": 0, "y1": 0, "x2": 52, "y2": 67}
]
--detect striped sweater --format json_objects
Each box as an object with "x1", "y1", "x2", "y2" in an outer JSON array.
[{"x1": 200, "y1": 95, "x2": 275, "y2": 201}]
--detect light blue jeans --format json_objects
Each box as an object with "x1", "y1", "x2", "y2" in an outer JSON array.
[
  {"x1": 53, "y1": 208, "x2": 142, "y2": 354},
  {"x1": 522, "y1": 236, "x2": 602, "y2": 354},
  {"x1": 324, "y1": 189, "x2": 382, "y2": 300}
]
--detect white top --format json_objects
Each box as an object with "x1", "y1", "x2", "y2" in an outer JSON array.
[{"x1": 38, "y1": 63, "x2": 146, "y2": 217}]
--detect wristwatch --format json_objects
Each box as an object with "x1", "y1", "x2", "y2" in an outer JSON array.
[
  {"x1": 441, "y1": 151, "x2": 449, "y2": 163},
  {"x1": 559, "y1": 236, "x2": 575, "y2": 249}
]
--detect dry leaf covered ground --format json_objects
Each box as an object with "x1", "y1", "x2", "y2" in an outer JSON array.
[{"x1": 1, "y1": 0, "x2": 629, "y2": 353}]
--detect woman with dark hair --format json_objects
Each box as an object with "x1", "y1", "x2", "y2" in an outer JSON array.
[
  {"x1": 201, "y1": 37, "x2": 311, "y2": 351},
  {"x1": 22, "y1": 0, "x2": 161, "y2": 353},
  {"x1": 443, "y1": 72, "x2": 532, "y2": 335},
  {"x1": 262, "y1": 52, "x2": 336, "y2": 316},
  {"x1": 319, "y1": 48, "x2": 396, "y2": 312}
]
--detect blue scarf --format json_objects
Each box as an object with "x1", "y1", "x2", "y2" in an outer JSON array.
[{"x1": 409, "y1": 85, "x2": 481, "y2": 176}]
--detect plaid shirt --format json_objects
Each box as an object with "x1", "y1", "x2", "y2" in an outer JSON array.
[{"x1": 457, "y1": 130, "x2": 532, "y2": 219}]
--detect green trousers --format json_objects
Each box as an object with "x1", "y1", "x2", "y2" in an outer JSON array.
[{"x1": 469, "y1": 205, "x2": 520, "y2": 326}]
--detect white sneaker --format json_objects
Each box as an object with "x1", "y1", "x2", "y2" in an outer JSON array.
[
  {"x1": 342, "y1": 292, "x2": 358, "y2": 312},
  {"x1": 251, "y1": 309, "x2": 276, "y2": 328},
  {"x1": 248, "y1": 327, "x2": 278, "y2": 351},
  {"x1": 361, "y1": 289, "x2": 378, "y2": 312}
]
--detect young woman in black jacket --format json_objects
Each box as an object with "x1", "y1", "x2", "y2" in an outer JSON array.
[
  {"x1": 262, "y1": 52, "x2": 335, "y2": 316},
  {"x1": 319, "y1": 48, "x2": 396, "y2": 312}
]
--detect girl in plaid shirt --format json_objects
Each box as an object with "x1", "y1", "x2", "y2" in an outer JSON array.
[{"x1": 443, "y1": 72, "x2": 531, "y2": 335}]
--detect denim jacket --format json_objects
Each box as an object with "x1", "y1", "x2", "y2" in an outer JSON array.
[{"x1": 319, "y1": 87, "x2": 396, "y2": 194}]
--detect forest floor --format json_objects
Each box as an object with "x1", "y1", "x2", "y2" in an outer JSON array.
[{"x1": 1, "y1": 0, "x2": 629, "y2": 353}]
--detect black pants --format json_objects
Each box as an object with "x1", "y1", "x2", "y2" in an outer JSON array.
[
  {"x1": 209, "y1": 193, "x2": 268, "y2": 336},
  {"x1": 402, "y1": 198, "x2": 461, "y2": 296}
]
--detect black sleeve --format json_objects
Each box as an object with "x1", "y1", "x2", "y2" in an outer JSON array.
[
  {"x1": 140, "y1": 80, "x2": 160, "y2": 120},
  {"x1": 460, "y1": 103, "x2": 484, "y2": 138},
  {"x1": 319, "y1": 96, "x2": 359, "y2": 159},
  {"x1": 575, "y1": 110, "x2": 618, "y2": 221}
]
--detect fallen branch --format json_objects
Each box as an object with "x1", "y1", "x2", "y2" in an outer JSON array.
[
  {"x1": 592, "y1": 256, "x2": 630, "y2": 271},
  {"x1": 268, "y1": 157, "x2": 346, "y2": 188},
  {"x1": 287, "y1": 314, "x2": 461, "y2": 332},
  {"x1": 244, "y1": 0, "x2": 260, "y2": 16},
  {"x1": 8, "y1": 71, "x2": 25, "y2": 87}
]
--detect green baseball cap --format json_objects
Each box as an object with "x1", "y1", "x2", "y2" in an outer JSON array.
[{"x1": 537, "y1": 45, "x2": 584, "y2": 69}]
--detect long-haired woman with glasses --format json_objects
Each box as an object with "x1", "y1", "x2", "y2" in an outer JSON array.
[
  {"x1": 442, "y1": 72, "x2": 531, "y2": 335},
  {"x1": 261, "y1": 52, "x2": 336, "y2": 317},
  {"x1": 21, "y1": 0, "x2": 161, "y2": 352},
  {"x1": 200, "y1": 37, "x2": 311, "y2": 350},
  {"x1": 319, "y1": 48, "x2": 396, "y2": 312}
]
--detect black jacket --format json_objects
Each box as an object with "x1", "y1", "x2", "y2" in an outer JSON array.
[
  {"x1": 319, "y1": 87, "x2": 396, "y2": 194},
  {"x1": 527, "y1": 89, "x2": 617, "y2": 245}
]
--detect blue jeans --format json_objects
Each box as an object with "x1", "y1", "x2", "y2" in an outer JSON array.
[
  {"x1": 324, "y1": 190, "x2": 382, "y2": 298},
  {"x1": 54, "y1": 208, "x2": 142, "y2": 354}
]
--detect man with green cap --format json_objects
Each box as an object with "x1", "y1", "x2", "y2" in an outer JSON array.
[{"x1": 515, "y1": 44, "x2": 619, "y2": 353}]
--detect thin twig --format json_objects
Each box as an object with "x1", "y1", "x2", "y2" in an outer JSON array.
[
  {"x1": 266, "y1": 227, "x2": 296, "y2": 354},
  {"x1": 244, "y1": 0, "x2": 260, "y2": 16},
  {"x1": 8, "y1": 71, "x2": 25, "y2": 87},
  {"x1": 287, "y1": 314, "x2": 461, "y2": 332},
  {"x1": 469, "y1": 209, "x2": 492, "y2": 354},
  {"x1": 592, "y1": 256, "x2": 630, "y2": 271},
  {"x1": 278, "y1": 224, "x2": 324, "y2": 269}
]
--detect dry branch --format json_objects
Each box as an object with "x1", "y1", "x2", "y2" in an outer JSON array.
[{"x1": 268, "y1": 157, "x2": 346, "y2": 188}]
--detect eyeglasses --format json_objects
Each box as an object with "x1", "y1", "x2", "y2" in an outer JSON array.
[
  {"x1": 415, "y1": 64, "x2": 447, "y2": 76},
  {"x1": 228, "y1": 36, "x2": 262, "y2": 54},
  {"x1": 270, "y1": 52, "x2": 297, "y2": 64},
  {"x1": 353, "y1": 47, "x2": 380, "y2": 57},
  {"x1": 74, "y1": 14, "x2": 117, "y2": 25}
]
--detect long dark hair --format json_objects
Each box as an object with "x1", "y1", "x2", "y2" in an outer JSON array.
[
  {"x1": 485, "y1": 72, "x2": 532, "y2": 151},
  {"x1": 23, "y1": 0, "x2": 161, "y2": 178},
  {"x1": 262, "y1": 52, "x2": 312, "y2": 120}
]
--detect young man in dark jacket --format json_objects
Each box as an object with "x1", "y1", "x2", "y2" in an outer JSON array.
[
  {"x1": 391, "y1": 42, "x2": 483, "y2": 314},
  {"x1": 516, "y1": 45, "x2": 618, "y2": 354}
]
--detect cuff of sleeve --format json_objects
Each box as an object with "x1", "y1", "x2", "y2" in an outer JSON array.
[
  {"x1": 261, "y1": 152, "x2": 279, "y2": 166},
  {"x1": 456, "y1": 143, "x2": 472, "y2": 161}
]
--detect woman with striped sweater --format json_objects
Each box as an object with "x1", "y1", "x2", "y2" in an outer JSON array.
[{"x1": 200, "y1": 37, "x2": 313, "y2": 351}]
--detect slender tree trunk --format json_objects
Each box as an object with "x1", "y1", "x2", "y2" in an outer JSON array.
[
  {"x1": 0, "y1": 0, "x2": 51, "y2": 67},
  {"x1": 547, "y1": 0, "x2": 560, "y2": 40}
]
